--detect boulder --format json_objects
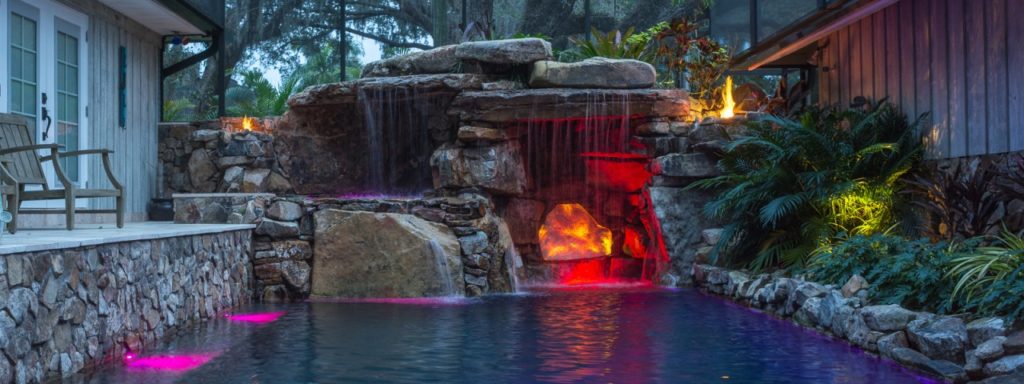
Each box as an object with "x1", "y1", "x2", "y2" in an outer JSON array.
[
  {"x1": 455, "y1": 38, "x2": 551, "y2": 64},
  {"x1": 840, "y1": 274, "x2": 868, "y2": 298},
  {"x1": 280, "y1": 260, "x2": 311, "y2": 294},
  {"x1": 528, "y1": 58, "x2": 656, "y2": 89},
  {"x1": 449, "y1": 88, "x2": 689, "y2": 124},
  {"x1": 430, "y1": 142, "x2": 526, "y2": 195},
  {"x1": 538, "y1": 203, "x2": 612, "y2": 261},
  {"x1": 701, "y1": 228, "x2": 724, "y2": 246},
  {"x1": 458, "y1": 232, "x2": 489, "y2": 255},
  {"x1": 889, "y1": 347, "x2": 967, "y2": 383},
  {"x1": 861, "y1": 304, "x2": 918, "y2": 332},
  {"x1": 457, "y1": 126, "x2": 508, "y2": 142},
  {"x1": 267, "y1": 201, "x2": 304, "y2": 221},
  {"x1": 968, "y1": 318, "x2": 1007, "y2": 348},
  {"x1": 187, "y1": 150, "x2": 217, "y2": 190},
  {"x1": 818, "y1": 290, "x2": 849, "y2": 330},
  {"x1": 242, "y1": 169, "x2": 271, "y2": 192},
  {"x1": 650, "y1": 153, "x2": 720, "y2": 178},
  {"x1": 312, "y1": 210, "x2": 464, "y2": 297},
  {"x1": 255, "y1": 219, "x2": 300, "y2": 239},
  {"x1": 794, "y1": 297, "x2": 823, "y2": 327},
  {"x1": 984, "y1": 355, "x2": 1024, "y2": 377},
  {"x1": 1005, "y1": 330, "x2": 1024, "y2": 355},
  {"x1": 502, "y1": 198, "x2": 545, "y2": 245},
  {"x1": 361, "y1": 45, "x2": 458, "y2": 78},
  {"x1": 877, "y1": 331, "x2": 910, "y2": 358},
  {"x1": 974, "y1": 368, "x2": 1024, "y2": 384},
  {"x1": 907, "y1": 316, "x2": 969, "y2": 364},
  {"x1": 975, "y1": 336, "x2": 1007, "y2": 362},
  {"x1": 687, "y1": 124, "x2": 730, "y2": 144}
]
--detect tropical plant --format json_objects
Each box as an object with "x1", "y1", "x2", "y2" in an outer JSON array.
[
  {"x1": 226, "y1": 69, "x2": 302, "y2": 117},
  {"x1": 569, "y1": 27, "x2": 655, "y2": 62},
  {"x1": 948, "y1": 228, "x2": 1024, "y2": 309},
  {"x1": 689, "y1": 102, "x2": 924, "y2": 270},
  {"x1": 906, "y1": 156, "x2": 1024, "y2": 240},
  {"x1": 805, "y1": 234, "x2": 964, "y2": 313},
  {"x1": 162, "y1": 98, "x2": 195, "y2": 122},
  {"x1": 683, "y1": 37, "x2": 731, "y2": 113}
]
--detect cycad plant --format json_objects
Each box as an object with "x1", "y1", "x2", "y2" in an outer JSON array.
[
  {"x1": 689, "y1": 102, "x2": 924, "y2": 270},
  {"x1": 226, "y1": 69, "x2": 301, "y2": 117},
  {"x1": 569, "y1": 27, "x2": 655, "y2": 62}
]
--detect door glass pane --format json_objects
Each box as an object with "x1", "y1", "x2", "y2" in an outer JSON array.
[
  {"x1": 57, "y1": 31, "x2": 80, "y2": 182},
  {"x1": 9, "y1": 12, "x2": 38, "y2": 141}
]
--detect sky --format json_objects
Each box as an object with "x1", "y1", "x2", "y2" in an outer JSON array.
[{"x1": 256, "y1": 36, "x2": 384, "y2": 87}]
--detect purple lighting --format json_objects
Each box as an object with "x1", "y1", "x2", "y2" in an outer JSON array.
[
  {"x1": 124, "y1": 353, "x2": 216, "y2": 372},
  {"x1": 226, "y1": 311, "x2": 286, "y2": 324}
]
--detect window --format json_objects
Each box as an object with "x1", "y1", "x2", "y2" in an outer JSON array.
[
  {"x1": 9, "y1": 9, "x2": 39, "y2": 137},
  {"x1": 55, "y1": 24, "x2": 80, "y2": 181}
]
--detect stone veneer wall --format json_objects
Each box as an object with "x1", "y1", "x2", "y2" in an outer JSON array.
[
  {"x1": 174, "y1": 193, "x2": 519, "y2": 301},
  {"x1": 158, "y1": 122, "x2": 293, "y2": 198},
  {"x1": 0, "y1": 230, "x2": 252, "y2": 382},
  {"x1": 691, "y1": 261, "x2": 1024, "y2": 383}
]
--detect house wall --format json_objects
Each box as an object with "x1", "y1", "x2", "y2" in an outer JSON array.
[
  {"x1": 60, "y1": 0, "x2": 162, "y2": 221},
  {"x1": 816, "y1": 0, "x2": 1024, "y2": 159}
]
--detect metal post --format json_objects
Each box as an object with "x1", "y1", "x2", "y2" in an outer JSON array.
[
  {"x1": 461, "y1": 0, "x2": 467, "y2": 30},
  {"x1": 750, "y1": 0, "x2": 758, "y2": 45},
  {"x1": 158, "y1": 43, "x2": 164, "y2": 122},
  {"x1": 340, "y1": 0, "x2": 347, "y2": 81},
  {"x1": 216, "y1": 31, "x2": 226, "y2": 117},
  {"x1": 584, "y1": 0, "x2": 592, "y2": 37}
]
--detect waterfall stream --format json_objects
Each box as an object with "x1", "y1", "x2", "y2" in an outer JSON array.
[{"x1": 428, "y1": 239, "x2": 457, "y2": 296}]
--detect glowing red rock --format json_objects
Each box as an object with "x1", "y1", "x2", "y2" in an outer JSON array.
[{"x1": 539, "y1": 204, "x2": 612, "y2": 261}]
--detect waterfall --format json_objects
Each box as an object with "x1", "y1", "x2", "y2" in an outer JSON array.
[
  {"x1": 504, "y1": 246, "x2": 524, "y2": 293},
  {"x1": 428, "y1": 239, "x2": 456, "y2": 297},
  {"x1": 356, "y1": 83, "x2": 434, "y2": 193}
]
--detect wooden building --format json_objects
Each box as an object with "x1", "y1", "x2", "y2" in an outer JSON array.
[
  {"x1": 717, "y1": 0, "x2": 1023, "y2": 159},
  {"x1": 0, "y1": 0, "x2": 222, "y2": 223}
]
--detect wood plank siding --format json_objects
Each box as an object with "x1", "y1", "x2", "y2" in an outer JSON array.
[
  {"x1": 60, "y1": 0, "x2": 161, "y2": 220},
  {"x1": 816, "y1": 0, "x2": 1024, "y2": 159}
]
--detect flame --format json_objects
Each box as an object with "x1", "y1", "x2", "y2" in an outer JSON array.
[
  {"x1": 720, "y1": 75, "x2": 736, "y2": 119},
  {"x1": 241, "y1": 116, "x2": 255, "y2": 131},
  {"x1": 539, "y1": 204, "x2": 612, "y2": 261}
]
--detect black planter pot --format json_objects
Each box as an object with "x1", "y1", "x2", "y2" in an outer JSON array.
[{"x1": 148, "y1": 198, "x2": 174, "y2": 221}]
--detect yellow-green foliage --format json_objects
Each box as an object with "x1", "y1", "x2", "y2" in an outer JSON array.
[{"x1": 825, "y1": 182, "x2": 898, "y2": 236}]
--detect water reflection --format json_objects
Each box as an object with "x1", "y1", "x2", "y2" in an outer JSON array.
[{"x1": 80, "y1": 289, "x2": 938, "y2": 384}]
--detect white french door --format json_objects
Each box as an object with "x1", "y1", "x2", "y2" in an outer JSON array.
[{"x1": 0, "y1": 0, "x2": 89, "y2": 207}]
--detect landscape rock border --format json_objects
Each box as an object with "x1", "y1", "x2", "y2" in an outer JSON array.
[{"x1": 691, "y1": 264, "x2": 1024, "y2": 383}]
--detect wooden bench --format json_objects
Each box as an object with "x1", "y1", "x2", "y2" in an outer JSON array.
[{"x1": 0, "y1": 113, "x2": 123, "y2": 233}]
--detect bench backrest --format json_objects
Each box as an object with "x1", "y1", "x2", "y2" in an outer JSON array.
[{"x1": 0, "y1": 114, "x2": 48, "y2": 186}]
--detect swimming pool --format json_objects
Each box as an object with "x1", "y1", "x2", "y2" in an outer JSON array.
[{"x1": 81, "y1": 286, "x2": 937, "y2": 383}]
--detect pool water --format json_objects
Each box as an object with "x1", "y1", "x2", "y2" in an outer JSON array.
[{"x1": 80, "y1": 286, "x2": 938, "y2": 383}]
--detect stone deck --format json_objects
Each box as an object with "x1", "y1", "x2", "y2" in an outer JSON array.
[{"x1": 0, "y1": 222, "x2": 255, "y2": 255}]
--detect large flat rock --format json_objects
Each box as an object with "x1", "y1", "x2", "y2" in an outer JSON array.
[
  {"x1": 454, "y1": 38, "x2": 552, "y2": 64},
  {"x1": 448, "y1": 88, "x2": 690, "y2": 124},
  {"x1": 361, "y1": 45, "x2": 459, "y2": 78},
  {"x1": 312, "y1": 210, "x2": 464, "y2": 298},
  {"x1": 529, "y1": 58, "x2": 656, "y2": 89}
]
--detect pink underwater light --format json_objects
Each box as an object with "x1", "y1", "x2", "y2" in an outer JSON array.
[
  {"x1": 124, "y1": 352, "x2": 216, "y2": 372},
  {"x1": 225, "y1": 311, "x2": 285, "y2": 324}
]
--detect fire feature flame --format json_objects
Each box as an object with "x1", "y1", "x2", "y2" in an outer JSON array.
[
  {"x1": 241, "y1": 116, "x2": 255, "y2": 131},
  {"x1": 720, "y1": 75, "x2": 736, "y2": 119},
  {"x1": 539, "y1": 204, "x2": 613, "y2": 261}
]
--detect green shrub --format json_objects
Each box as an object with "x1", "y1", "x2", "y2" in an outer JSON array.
[
  {"x1": 804, "y1": 234, "x2": 965, "y2": 313},
  {"x1": 689, "y1": 103, "x2": 923, "y2": 270},
  {"x1": 569, "y1": 27, "x2": 656, "y2": 62},
  {"x1": 948, "y1": 229, "x2": 1024, "y2": 320}
]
